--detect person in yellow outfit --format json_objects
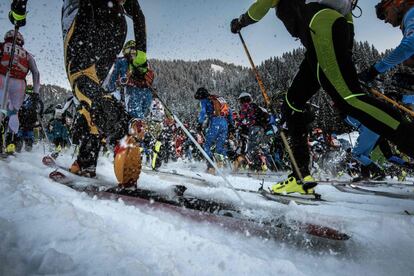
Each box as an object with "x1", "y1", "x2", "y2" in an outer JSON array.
[
  {"x1": 10, "y1": 0, "x2": 150, "y2": 186},
  {"x1": 231, "y1": 0, "x2": 414, "y2": 195}
]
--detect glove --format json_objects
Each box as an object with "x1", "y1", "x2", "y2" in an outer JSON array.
[
  {"x1": 9, "y1": 1, "x2": 27, "y2": 27},
  {"x1": 230, "y1": 18, "x2": 243, "y2": 34},
  {"x1": 358, "y1": 65, "x2": 380, "y2": 87},
  {"x1": 230, "y1": 13, "x2": 255, "y2": 34},
  {"x1": 228, "y1": 124, "x2": 235, "y2": 137},
  {"x1": 196, "y1": 123, "x2": 203, "y2": 133}
]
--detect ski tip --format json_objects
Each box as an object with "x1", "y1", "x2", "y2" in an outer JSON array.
[{"x1": 305, "y1": 224, "x2": 350, "y2": 241}]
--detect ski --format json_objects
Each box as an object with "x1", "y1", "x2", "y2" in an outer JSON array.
[
  {"x1": 333, "y1": 183, "x2": 414, "y2": 200},
  {"x1": 46, "y1": 169, "x2": 350, "y2": 246},
  {"x1": 258, "y1": 187, "x2": 326, "y2": 206}
]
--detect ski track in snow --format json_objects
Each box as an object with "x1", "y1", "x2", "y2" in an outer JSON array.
[{"x1": 1, "y1": 146, "x2": 414, "y2": 276}]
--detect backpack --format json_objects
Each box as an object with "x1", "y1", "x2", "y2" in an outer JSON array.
[{"x1": 209, "y1": 95, "x2": 230, "y2": 117}]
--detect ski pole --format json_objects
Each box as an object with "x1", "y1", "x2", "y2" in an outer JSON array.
[
  {"x1": 1, "y1": 26, "x2": 20, "y2": 152},
  {"x1": 149, "y1": 86, "x2": 247, "y2": 204},
  {"x1": 237, "y1": 31, "x2": 304, "y2": 182},
  {"x1": 359, "y1": 81, "x2": 414, "y2": 118},
  {"x1": 370, "y1": 87, "x2": 414, "y2": 118}
]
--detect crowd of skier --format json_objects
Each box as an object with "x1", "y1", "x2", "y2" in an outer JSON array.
[{"x1": 1, "y1": 0, "x2": 414, "y2": 196}]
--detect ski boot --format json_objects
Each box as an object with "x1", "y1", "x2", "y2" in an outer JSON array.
[
  {"x1": 366, "y1": 163, "x2": 385, "y2": 181},
  {"x1": 271, "y1": 174, "x2": 317, "y2": 195},
  {"x1": 69, "y1": 160, "x2": 97, "y2": 178},
  {"x1": 114, "y1": 119, "x2": 143, "y2": 188}
]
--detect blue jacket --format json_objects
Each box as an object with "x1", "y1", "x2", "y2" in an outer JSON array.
[
  {"x1": 375, "y1": 7, "x2": 414, "y2": 73},
  {"x1": 108, "y1": 57, "x2": 128, "y2": 92},
  {"x1": 197, "y1": 98, "x2": 234, "y2": 126}
]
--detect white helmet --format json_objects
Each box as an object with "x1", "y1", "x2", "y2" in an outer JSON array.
[
  {"x1": 238, "y1": 92, "x2": 252, "y2": 100},
  {"x1": 4, "y1": 30, "x2": 24, "y2": 46}
]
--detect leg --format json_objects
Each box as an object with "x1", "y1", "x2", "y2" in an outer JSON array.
[
  {"x1": 283, "y1": 57, "x2": 321, "y2": 177},
  {"x1": 309, "y1": 10, "x2": 414, "y2": 158}
]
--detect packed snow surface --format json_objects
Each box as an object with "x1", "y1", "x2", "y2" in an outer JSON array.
[{"x1": 1, "y1": 146, "x2": 414, "y2": 276}]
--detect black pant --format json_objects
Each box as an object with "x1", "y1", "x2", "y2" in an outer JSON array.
[{"x1": 283, "y1": 9, "x2": 414, "y2": 177}]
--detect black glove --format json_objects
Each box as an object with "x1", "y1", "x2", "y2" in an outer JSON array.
[
  {"x1": 230, "y1": 13, "x2": 255, "y2": 34},
  {"x1": 9, "y1": 0, "x2": 27, "y2": 27},
  {"x1": 196, "y1": 123, "x2": 203, "y2": 133},
  {"x1": 358, "y1": 65, "x2": 380, "y2": 87},
  {"x1": 228, "y1": 124, "x2": 235, "y2": 137}
]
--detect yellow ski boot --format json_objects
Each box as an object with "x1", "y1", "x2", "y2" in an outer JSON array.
[{"x1": 271, "y1": 175, "x2": 317, "y2": 195}]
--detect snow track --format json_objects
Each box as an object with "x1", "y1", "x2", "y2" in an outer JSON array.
[{"x1": 1, "y1": 146, "x2": 414, "y2": 275}]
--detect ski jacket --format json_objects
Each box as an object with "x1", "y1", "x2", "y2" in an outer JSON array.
[
  {"x1": 0, "y1": 42, "x2": 40, "y2": 93},
  {"x1": 374, "y1": 7, "x2": 414, "y2": 73},
  {"x1": 238, "y1": 102, "x2": 269, "y2": 128},
  {"x1": 244, "y1": 0, "x2": 353, "y2": 46},
  {"x1": 197, "y1": 97, "x2": 234, "y2": 126},
  {"x1": 18, "y1": 93, "x2": 44, "y2": 130},
  {"x1": 108, "y1": 57, "x2": 154, "y2": 90}
]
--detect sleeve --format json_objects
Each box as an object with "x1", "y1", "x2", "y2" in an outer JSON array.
[
  {"x1": 247, "y1": 0, "x2": 280, "y2": 22},
  {"x1": 374, "y1": 11, "x2": 414, "y2": 73},
  {"x1": 198, "y1": 101, "x2": 207, "y2": 124},
  {"x1": 123, "y1": 0, "x2": 147, "y2": 52},
  {"x1": 27, "y1": 53, "x2": 41, "y2": 94},
  {"x1": 107, "y1": 59, "x2": 122, "y2": 92},
  {"x1": 227, "y1": 107, "x2": 234, "y2": 126}
]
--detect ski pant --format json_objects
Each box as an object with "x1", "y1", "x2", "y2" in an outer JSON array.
[
  {"x1": 282, "y1": 8, "x2": 414, "y2": 177},
  {"x1": 204, "y1": 117, "x2": 228, "y2": 160},
  {"x1": 345, "y1": 116, "x2": 380, "y2": 166},
  {"x1": 126, "y1": 87, "x2": 152, "y2": 119},
  {"x1": 62, "y1": 0, "x2": 132, "y2": 143},
  {"x1": 0, "y1": 74, "x2": 26, "y2": 134},
  {"x1": 246, "y1": 126, "x2": 266, "y2": 160}
]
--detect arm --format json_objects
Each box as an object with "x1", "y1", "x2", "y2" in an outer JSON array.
[
  {"x1": 123, "y1": 0, "x2": 147, "y2": 52},
  {"x1": 198, "y1": 101, "x2": 207, "y2": 124},
  {"x1": 231, "y1": 0, "x2": 279, "y2": 33},
  {"x1": 27, "y1": 54, "x2": 40, "y2": 94},
  {"x1": 374, "y1": 9, "x2": 414, "y2": 73}
]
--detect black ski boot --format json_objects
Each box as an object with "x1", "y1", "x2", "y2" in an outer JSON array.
[{"x1": 367, "y1": 163, "x2": 386, "y2": 181}]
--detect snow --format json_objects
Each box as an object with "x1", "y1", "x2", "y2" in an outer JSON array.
[
  {"x1": 1, "y1": 146, "x2": 414, "y2": 275},
  {"x1": 211, "y1": 64, "x2": 225, "y2": 74}
]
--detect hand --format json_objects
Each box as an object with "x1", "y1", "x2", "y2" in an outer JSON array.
[
  {"x1": 228, "y1": 124, "x2": 235, "y2": 137},
  {"x1": 358, "y1": 65, "x2": 380, "y2": 87},
  {"x1": 230, "y1": 18, "x2": 242, "y2": 34},
  {"x1": 9, "y1": 0, "x2": 27, "y2": 27}
]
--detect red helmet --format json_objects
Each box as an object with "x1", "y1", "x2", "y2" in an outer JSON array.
[
  {"x1": 376, "y1": 0, "x2": 414, "y2": 20},
  {"x1": 4, "y1": 30, "x2": 24, "y2": 46}
]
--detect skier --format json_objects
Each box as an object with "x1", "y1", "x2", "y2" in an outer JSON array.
[
  {"x1": 107, "y1": 40, "x2": 155, "y2": 119},
  {"x1": 231, "y1": 0, "x2": 414, "y2": 195},
  {"x1": 47, "y1": 104, "x2": 71, "y2": 150},
  {"x1": 359, "y1": 0, "x2": 414, "y2": 86},
  {"x1": 9, "y1": 0, "x2": 149, "y2": 186},
  {"x1": 237, "y1": 92, "x2": 270, "y2": 172},
  {"x1": 16, "y1": 84, "x2": 44, "y2": 152},
  {"x1": 0, "y1": 29, "x2": 40, "y2": 154},
  {"x1": 194, "y1": 87, "x2": 234, "y2": 174}
]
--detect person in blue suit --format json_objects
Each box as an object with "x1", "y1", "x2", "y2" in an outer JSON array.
[{"x1": 194, "y1": 87, "x2": 234, "y2": 173}]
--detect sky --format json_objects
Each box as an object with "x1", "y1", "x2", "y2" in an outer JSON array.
[{"x1": 0, "y1": 0, "x2": 403, "y2": 89}]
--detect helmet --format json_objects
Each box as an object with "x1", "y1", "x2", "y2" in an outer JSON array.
[
  {"x1": 194, "y1": 87, "x2": 209, "y2": 100},
  {"x1": 375, "y1": 0, "x2": 414, "y2": 20},
  {"x1": 238, "y1": 92, "x2": 252, "y2": 103},
  {"x1": 4, "y1": 30, "x2": 24, "y2": 46},
  {"x1": 122, "y1": 40, "x2": 136, "y2": 56},
  {"x1": 25, "y1": 84, "x2": 34, "y2": 94}
]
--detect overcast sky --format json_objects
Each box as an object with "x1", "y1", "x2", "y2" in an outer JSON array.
[{"x1": 0, "y1": 0, "x2": 402, "y2": 89}]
